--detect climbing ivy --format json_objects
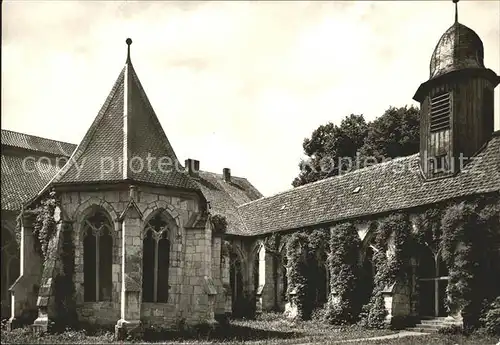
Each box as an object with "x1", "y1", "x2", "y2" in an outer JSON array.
[
  {"x1": 17, "y1": 191, "x2": 59, "y2": 262},
  {"x1": 279, "y1": 229, "x2": 330, "y2": 320},
  {"x1": 285, "y1": 231, "x2": 309, "y2": 320},
  {"x1": 221, "y1": 240, "x2": 231, "y2": 258},
  {"x1": 16, "y1": 190, "x2": 79, "y2": 331},
  {"x1": 324, "y1": 222, "x2": 361, "y2": 324},
  {"x1": 258, "y1": 195, "x2": 498, "y2": 331},
  {"x1": 441, "y1": 196, "x2": 500, "y2": 332},
  {"x1": 15, "y1": 212, "x2": 22, "y2": 248},
  {"x1": 362, "y1": 213, "x2": 411, "y2": 328},
  {"x1": 263, "y1": 232, "x2": 281, "y2": 255},
  {"x1": 413, "y1": 207, "x2": 443, "y2": 248},
  {"x1": 210, "y1": 214, "x2": 228, "y2": 234}
]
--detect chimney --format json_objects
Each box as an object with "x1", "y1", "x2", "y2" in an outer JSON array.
[
  {"x1": 223, "y1": 168, "x2": 231, "y2": 182},
  {"x1": 185, "y1": 159, "x2": 200, "y2": 178}
]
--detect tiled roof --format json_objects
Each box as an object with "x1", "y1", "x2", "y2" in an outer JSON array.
[
  {"x1": 1, "y1": 129, "x2": 76, "y2": 156},
  {"x1": 238, "y1": 133, "x2": 500, "y2": 236},
  {"x1": 1, "y1": 154, "x2": 62, "y2": 211},
  {"x1": 50, "y1": 56, "x2": 198, "y2": 191},
  {"x1": 195, "y1": 171, "x2": 263, "y2": 235},
  {"x1": 1, "y1": 130, "x2": 75, "y2": 211}
]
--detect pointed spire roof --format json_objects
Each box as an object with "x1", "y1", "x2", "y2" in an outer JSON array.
[{"x1": 52, "y1": 39, "x2": 198, "y2": 190}]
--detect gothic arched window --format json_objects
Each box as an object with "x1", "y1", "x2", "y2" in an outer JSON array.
[
  {"x1": 229, "y1": 250, "x2": 244, "y2": 317},
  {"x1": 82, "y1": 209, "x2": 113, "y2": 302},
  {"x1": 142, "y1": 211, "x2": 171, "y2": 303}
]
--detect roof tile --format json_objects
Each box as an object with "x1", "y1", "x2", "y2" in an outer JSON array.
[
  {"x1": 196, "y1": 171, "x2": 262, "y2": 235},
  {"x1": 238, "y1": 134, "x2": 500, "y2": 235},
  {"x1": 50, "y1": 59, "x2": 198, "y2": 190},
  {"x1": 1, "y1": 130, "x2": 76, "y2": 156}
]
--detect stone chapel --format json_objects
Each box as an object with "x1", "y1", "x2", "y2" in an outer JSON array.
[{"x1": 1, "y1": 3, "x2": 499, "y2": 338}]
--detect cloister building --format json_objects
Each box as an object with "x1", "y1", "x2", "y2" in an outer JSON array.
[{"x1": 1, "y1": 7, "x2": 499, "y2": 337}]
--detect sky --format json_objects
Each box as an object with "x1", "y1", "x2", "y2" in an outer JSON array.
[{"x1": 2, "y1": 0, "x2": 499, "y2": 197}]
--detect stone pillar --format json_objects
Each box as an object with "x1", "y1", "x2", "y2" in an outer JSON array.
[
  {"x1": 260, "y1": 250, "x2": 277, "y2": 312},
  {"x1": 32, "y1": 220, "x2": 75, "y2": 333},
  {"x1": 8, "y1": 213, "x2": 42, "y2": 330},
  {"x1": 220, "y1": 247, "x2": 232, "y2": 317},
  {"x1": 186, "y1": 222, "x2": 216, "y2": 324},
  {"x1": 202, "y1": 224, "x2": 217, "y2": 323},
  {"x1": 382, "y1": 280, "x2": 411, "y2": 328},
  {"x1": 212, "y1": 233, "x2": 226, "y2": 321},
  {"x1": 115, "y1": 202, "x2": 143, "y2": 340}
]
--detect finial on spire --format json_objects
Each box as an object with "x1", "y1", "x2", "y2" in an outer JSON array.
[
  {"x1": 453, "y1": 0, "x2": 459, "y2": 23},
  {"x1": 126, "y1": 38, "x2": 132, "y2": 62}
]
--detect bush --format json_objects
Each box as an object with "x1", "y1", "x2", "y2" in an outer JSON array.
[
  {"x1": 310, "y1": 306, "x2": 327, "y2": 322},
  {"x1": 437, "y1": 324, "x2": 465, "y2": 335},
  {"x1": 481, "y1": 297, "x2": 500, "y2": 335}
]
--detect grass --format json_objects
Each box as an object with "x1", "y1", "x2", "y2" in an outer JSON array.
[
  {"x1": 349, "y1": 333, "x2": 499, "y2": 345},
  {"x1": 3, "y1": 313, "x2": 498, "y2": 344},
  {"x1": 1, "y1": 313, "x2": 395, "y2": 344}
]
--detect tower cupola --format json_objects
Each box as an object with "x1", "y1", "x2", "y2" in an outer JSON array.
[
  {"x1": 429, "y1": 22, "x2": 485, "y2": 80},
  {"x1": 413, "y1": 0, "x2": 500, "y2": 180}
]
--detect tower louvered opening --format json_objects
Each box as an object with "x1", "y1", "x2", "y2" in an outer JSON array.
[{"x1": 430, "y1": 92, "x2": 451, "y2": 132}]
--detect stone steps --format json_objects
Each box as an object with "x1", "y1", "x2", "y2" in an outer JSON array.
[{"x1": 405, "y1": 317, "x2": 462, "y2": 333}]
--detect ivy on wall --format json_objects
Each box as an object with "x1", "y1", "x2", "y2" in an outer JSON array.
[
  {"x1": 221, "y1": 240, "x2": 231, "y2": 258},
  {"x1": 15, "y1": 191, "x2": 59, "y2": 262},
  {"x1": 361, "y1": 213, "x2": 411, "y2": 328},
  {"x1": 263, "y1": 232, "x2": 281, "y2": 255},
  {"x1": 441, "y1": 196, "x2": 500, "y2": 332},
  {"x1": 33, "y1": 192, "x2": 59, "y2": 262},
  {"x1": 210, "y1": 214, "x2": 228, "y2": 234},
  {"x1": 15, "y1": 191, "x2": 78, "y2": 330},
  {"x1": 257, "y1": 194, "x2": 499, "y2": 330},
  {"x1": 280, "y1": 229, "x2": 330, "y2": 320},
  {"x1": 414, "y1": 207, "x2": 443, "y2": 248},
  {"x1": 15, "y1": 214, "x2": 22, "y2": 248},
  {"x1": 284, "y1": 231, "x2": 309, "y2": 320},
  {"x1": 324, "y1": 222, "x2": 361, "y2": 324}
]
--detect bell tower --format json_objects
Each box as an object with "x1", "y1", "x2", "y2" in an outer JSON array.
[{"x1": 413, "y1": 0, "x2": 500, "y2": 179}]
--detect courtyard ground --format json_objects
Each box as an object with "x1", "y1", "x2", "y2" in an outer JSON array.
[{"x1": 1, "y1": 313, "x2": 498, "y2": 344}]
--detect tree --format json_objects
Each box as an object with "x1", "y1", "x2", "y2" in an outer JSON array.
[
  {"x1": 292, "y1": 114, "x2": 368, "y2": 187},
  {"x1": 359, "y1": 106, "x2": 420, "y2": 162},
  {"x1": 292, "y1": 106, "x2": 420, "y2": 187}
]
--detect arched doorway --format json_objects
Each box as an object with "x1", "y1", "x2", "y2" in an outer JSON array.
[
  {"x1": 359, "y1": 245, "x2": 376, "y2": 309},
  {"x1": 418, "y1": 245, "x2": 449, "y2": 317},
  {"x1": 311, "y1": 252, "x2": 328, "y2": 308},
  {"x1": 229, "y1": 248, "x2": 245, "y2": 318}
]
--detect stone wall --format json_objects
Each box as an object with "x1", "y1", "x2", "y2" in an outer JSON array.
[
  {"x1": 53, "y1": 184, "x2": 219, "y2": 329},
  {"x1": 1, "y1": 212, "x2": 18, "y2": 319},
  {"x1": 8, "y1": 214, "x2": 42, "y2": 328},
  {"x1": 261, "y1": 251, "x2": 276, "y2": 311},
  {"x1": 211, "y1": 235, "x2": 226, "y2": 317}
]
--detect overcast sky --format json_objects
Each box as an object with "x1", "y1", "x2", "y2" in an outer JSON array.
[{"x1": 2, "y1": 1, "x2": 499, "y2": 197}]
